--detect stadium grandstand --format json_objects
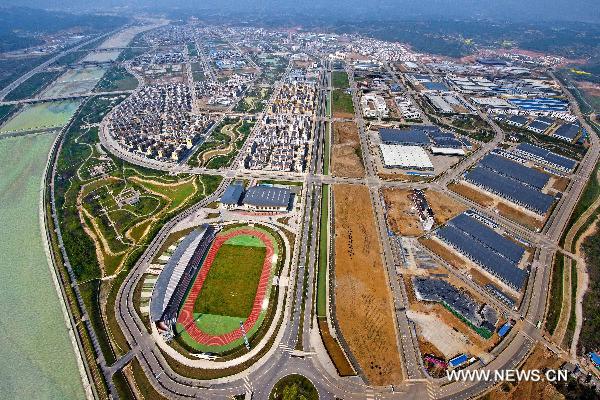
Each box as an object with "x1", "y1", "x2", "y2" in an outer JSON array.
[
  {"x1": 435, "y1": 212, "x2": 528, "y2": 291},
  {"x1": 150, "y1": 224, "x2": 217, "y2": 331}
]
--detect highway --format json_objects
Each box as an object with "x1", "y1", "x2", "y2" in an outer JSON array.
[{"x1": 0, "y1": 29, "x2": 120, "y2": 101}]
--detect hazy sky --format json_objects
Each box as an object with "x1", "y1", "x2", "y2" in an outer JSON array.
[{"x1": 4, "y1": 0, "x2": 600, "y2": 23}]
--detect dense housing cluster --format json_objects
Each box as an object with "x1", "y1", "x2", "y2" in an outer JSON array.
[
  {"x1": 195, "y1": 74, "x2": 252, "y2": 107},
  {"x1": 108, "y1": 83, "x2": 214, "y2": 161},
  {"x1": 245, "y1": 114, "x2": 313, "y2": 172}
]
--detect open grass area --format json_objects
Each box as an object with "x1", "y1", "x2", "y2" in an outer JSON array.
[
  {"x1": 332, "y1": 70, "x2": 350, "y2": 89},
  {"x1": 331, "y1": 89, "x2": 354, "y2": 118},
  {"x1": 317, "y1": 184, "x2": 329, "y2": 318},
  {"x1": 4, "y1": 70, "x2": 63, "y2": 101},
  {"x1": 546, "y1": 253, "x2": 564, "y2": 335},
  {"x1": 95, "y1": 66, "x2": 138, "y2": 92},
  {"x1": 0, "y1": 105, "x2": 16, "y2": 125},
  {"x1": 269, "y1": 374, "x2": 318, "y2": 400},
  {"x1": 0, "y1": 100, "x2": 81, "y2": 133},
  {"x1": 563, "y1": 263, "x2": 578, "y2": 348},
  {"x1": 194, "y1": 243, "x2": 266, "y2": 318},
  {"x1": 562, "y1": 160, "x2": 600, "y2": 249},
  {"x1": 579, "y1": 222, "x2": 600, "y2": 354},
  {"x1": 188, "y1": 118, "x2": 254, "y2": 169}
]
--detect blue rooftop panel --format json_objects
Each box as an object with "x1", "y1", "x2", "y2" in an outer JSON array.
[
  {"x1": 220, "y1": 184, "x2": 244, "y2": 205},
  {"x1": 479, "y1": 154, "x2": 550, "y2": 189},
  {"x1": 379, "y1": 128, "x2": 430, "y2": 145},
  {"x1": 464, "y1": 166, "x2": 554, "y2": 214}
]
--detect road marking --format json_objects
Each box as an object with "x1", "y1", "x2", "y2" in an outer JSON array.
[{"x1": 243, "y1": 375, "x2": 253, "y2": 393}]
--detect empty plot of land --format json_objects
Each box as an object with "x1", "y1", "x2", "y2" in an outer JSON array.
[
  {"x1": 383, "y1": 189, "x2": 467, "y2": 237},
  {"x1": 383, "y1": 188, "x2": 422, "y2": 236},
  {"x1": 448, "y1": 182, "x2": 494, "y2": 207},
  {"x1": 99, "y1": 25, "x2": 153, "y2": 48},
  {"x1": 333, "y1": 184, "x2": 403, "y2": 385},
  {"x1": 407, "y1": 310, "x2": 469, "y2": 358},
  {"x1": 0, "y1": 100, "x2": 81, "y2": 133},
  {"x1": 331, "y1": 122, "x2": 364, "y2": 178},
  {"x1": 81, "y1": 50, "x2": 122, "y2": 63}
]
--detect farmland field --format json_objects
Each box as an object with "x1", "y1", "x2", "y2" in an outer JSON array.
[
  {"x1": 81, "y1": 50, "x2": 122, "y2": 62},
  {"x1": 42, "y1": 67, "x2": 106, "y2": 98},
  {"x1": 333, "y1": 184, "x2": 403, "y2": 385},
  {"x1": 0, "y1": 100, "x2": 81, "y2": 133}
]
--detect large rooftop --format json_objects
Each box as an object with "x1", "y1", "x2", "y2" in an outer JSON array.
[{"x1": 244, "y1": 185, "x2": 292, "y2": 208}]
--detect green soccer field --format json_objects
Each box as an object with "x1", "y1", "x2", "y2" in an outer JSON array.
[{"x1": 193, "y1": 238, "x2": 266, "y2": 319}]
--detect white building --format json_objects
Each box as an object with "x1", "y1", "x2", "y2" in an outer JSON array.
[{"x1": 380, "y1": 144, "x2": 433, "y2": 170}]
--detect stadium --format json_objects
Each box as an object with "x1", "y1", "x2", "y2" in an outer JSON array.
[{"x1": 150, "y1": 222, "x2": 286, "y2": 354}]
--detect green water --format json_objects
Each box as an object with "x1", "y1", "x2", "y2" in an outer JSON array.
[{"x1": 0, "y1": 133, "x2": 85, "y2": 399}]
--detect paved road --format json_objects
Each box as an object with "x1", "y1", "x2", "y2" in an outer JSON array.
[{"x1": 0, "y1": 29, "x2": 122, "y2": 101}]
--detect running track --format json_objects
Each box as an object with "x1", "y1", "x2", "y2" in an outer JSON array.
[{"x1": 177, "y1": 228, "x2": 275, "y2": 346}]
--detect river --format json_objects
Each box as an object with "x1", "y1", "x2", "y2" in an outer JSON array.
[{"x1": 0, "y1": 133, "x2": 85, "y2": 399}]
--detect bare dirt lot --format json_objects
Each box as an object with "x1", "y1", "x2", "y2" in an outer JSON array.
[
  {"x1": 383, "y1": 188, "x2": 422, "y2": 236},
  {"x1": 428, "y1": 190, "x2": 469, "y2": 225},
  {"x1": 331, "y1": 122, "x2": 365, "y2": 178},
  {"x1": 448, "y1": 182, "x2": 494, "y2": 207},
  {"x1": 496, "y1": 203, "x2": 544, "y2": 231},
  {"x1": 419, "y1": 237, "x2": 468, "y2": 270},
  {"x1": 333, "y1": 184, "x2": 403, "y2": 385},
  {"x1": 383, "y1": 189, "x2": 467, "y2": 237}
]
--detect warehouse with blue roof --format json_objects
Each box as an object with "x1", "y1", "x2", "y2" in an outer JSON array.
[
  {"x1": 479, "y1": 153, "x2": 550, "y2": 189},
  {"x1": 553, "y1": 123, "x2": 580, "y2": 143},
  {"x1": 513, "y1": 142, "x2": 577, "y2": 173},
  {"x1": 436, "y1": 212, "x2": 528, "y2": 291},
  {"x1": 464, "y1": 166, "x2": 555, "y2": 215},
  {"x1": 379, "y1": 127, "x2": 431, "y2": 146}
]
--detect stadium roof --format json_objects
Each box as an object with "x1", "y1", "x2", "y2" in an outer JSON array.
[
  {"x1": 380, "y1": 144, "x2": 433, "y2": 169},
  {"x1": 221, "y1": 184, "x2": 244, "y2": 205},
  {"x1": 150, "y1": 225, "x2": 211, "y2": 322},
  {"x1": 379, "y1": 127, "x2": 430, "y2": 146},
  {"x1": 244, "y1": 185, "x2": 292, "y2": 208}
]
